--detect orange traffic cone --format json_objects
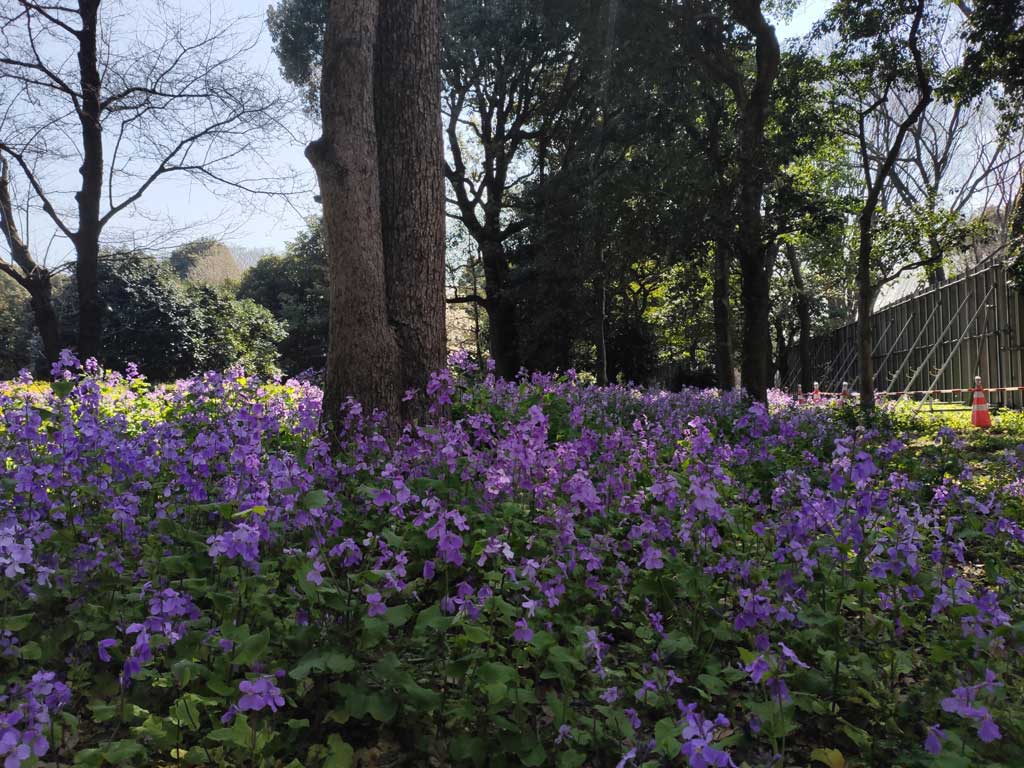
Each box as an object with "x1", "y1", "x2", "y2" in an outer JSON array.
[{"x1": 971, "y1": 375, "x2": 992, "y2": 428}]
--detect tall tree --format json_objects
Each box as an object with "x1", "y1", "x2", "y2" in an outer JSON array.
[
  {"x1": 952, "y1": 0, "x2": 1024, "y2": 281},
  {"x1": 0, "y1": 0, "x2": 294, "y2": 365},
  {"x1": 824, "y1": 0, "x2": 934, "y2": 410},
  {"x1": 679, "y1": 0, "x2": 781, "y2": 402},
  {"x1": 0, "y1": 157, "x2": 59, "y2": 364},
  {"x1": 307, "y1": 0, "x2": 445, "y2": 425},
  {"x1": 442, "y1": 0, "x2": 579, "y2": 379}
]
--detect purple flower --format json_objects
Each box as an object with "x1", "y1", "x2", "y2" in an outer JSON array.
[
  {"x1": 513, "y1": 618, "x2": 533, "y2": 643},
  {"x1": 366, "y1": 592, "x2": 387, "y2": 618},
  {"x1": 924, "y1": 724, "x2": 945, "y2": 754},
  {"x1": 639, "y1": 544, "x2": 664, "y2": 570},
  {"x1": 600, "y1": 686, "x2": 619, "y2": 703},
  {"x1": 977, "y1": 718, "x2": 1001, "y2": 743},
  {"x1": 306, "y1": 560, "x2": 326, "y2": 586},
  {"x1": 777, "y1": 643, "x2": 808, "y2": 669},
  {"x1": 237, "y1": 676, "x2": 285, "y2": 713},
  {"x1": 97, "y1": 638, "x2": 117, "y2": 662},
  {"x1": 744, "y1": 655, "x2": 770, "y2": 683}
]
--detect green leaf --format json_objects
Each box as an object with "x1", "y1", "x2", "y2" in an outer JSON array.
[
  {"x1": 384, "y1": 603, "x2": 413, "y2": 627},
  {"x1": 208, "y1": 714, "x2": 251, "y2": 747},
  {"x1": 300, "y1": 489, "x2": 329, "y2": 509},
  {"x1": 232, "y1": 629, "x2": 270, "y2": 665},
  {"x1": 810, "y1": 748, "x2": 846, "y2": 768},
  {"x1": 233, "y1": 505, "x2": 267, "y2": 519},
  {"x1": 324, "y1": 735, "x2": 354, "y2": 768},
  {"x1": 170, "y1": 695, "x2": 203, "y2": 731},
  {"x1": 289, "y1": 650, "x2": 356, "y2": 680},
  {"x1": 478, "y1": 661, "x2": 517, "y2": 685},
  {"x1": 450, "y1": 734, "x2": 487, "y2": 767},
  {"x1": 0, "y1": 614, "x2": 33, "y2": 632},
  {"x1": 697, "y1": 673, "x2": 727, "y2": 695},
  {"x1": 414, "y1": 604, "x2": 453, "y2": 635},
  {"x1": 19, "y1": 641, "x2": 42, "y2": 660},
  {"x1": 655, "y1": 718, "x2": 681, "y2": 757},
  {"x1": 660, "y1": 631, "x2": 696, "y2": 657},
  {"x1": 366, "y1": 692, "x2": 398, "y2": 722},
  {"x1": 461, "y1": 624, "x2": 491, "y2": 644},
  {"x1": 103, "y1": 739, "x2": 145, "y2": 763},
  {"x1": 73, "y1": 748, "x2": 104, "y2": 767}
]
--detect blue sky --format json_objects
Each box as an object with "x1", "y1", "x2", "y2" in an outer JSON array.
[{"x1": 11, "y1": 0, "x2": 831, "y2": 262}]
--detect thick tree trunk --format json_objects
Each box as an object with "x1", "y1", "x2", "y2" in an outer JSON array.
[
  {"x1": 27, "y1": 273, "x2": 61, "y2": 367},
  {"x1": 712, "y1": 238, "x2": 736, "y2": 390},
  {"x1": 480, "y1": 240, "x2": 519, "y2": 379},
  {"x1": 785, "y1": 243, "x2": 812, "y2": 392},
  {"x1": 309, "y1": 0, "x2": 400, "y2": 424},
  {"x1": 730, "y1": 3, "x2": 779, "y2": 404},
  {"x1": 738, "y1": 236, "x2": 772, "y2": 402},
  {"x1": 376, "y1": 0, "x2": 447, "y2": 420},
  {"x1": 75, "y1": 0, "x2": 105, "y2": 361}
]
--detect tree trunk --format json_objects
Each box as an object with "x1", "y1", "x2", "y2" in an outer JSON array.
[
  {"x1": 785, "y1": 243, "x2": 812, "y2": 392},
  {"x1": 712, "y1": 237, "x2": 735, "y2": 390},
  {"x1": 730, "y1": 2, "x2": 780, "y2": 404},
  {"x1": 0, "y1": 158, "x2": 61, "y2": 369},
  {"x1": 595, "y1": 267, "x2": 608, "y2": 386},
  {"x1": 774, "y1": 315, "x2": 788, "y2": 386},
  {"x1": 75, "y1": 0, "x2": 105, "y2": 361},
  {"x1": 27, "y1": 273, "x2": 61, "y2": 367},
  {"x1": 856, "y1": 211, "x2": 876, "y2": 411},
  {"x1": 738, "y1": 238, "x2": 772, "y2": 402},
  {"x1": 1008, "y1": 170, "x2": 1024, "y2": 284},
  {"x1": 480, "y1": 239, "x2": 519, "y2": 379},
  {"x1": 376, "y1": 0, "x2": 447, "y2": 421},
  {"x1": 309, "y1": 0, "x2": 400, "y2": 424}
]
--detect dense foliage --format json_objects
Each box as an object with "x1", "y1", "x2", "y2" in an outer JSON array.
[
  {"x1": 55, "y1": 254, "x2": 285, "y2": 380},
  {"x1": 2, "y1": 353, "x2": 1022, "y2": 767},
  {"x1": 238, "y1": 219, "x2": 328, "y2": 375},
  {"x1": 0, "y1": 272, "x2": 33, "y2": 378}
]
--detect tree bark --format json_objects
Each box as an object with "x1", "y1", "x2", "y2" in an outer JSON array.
[
  {"x1": 785, "y1": 243, "x2": 812, "y2": 392},
  {"x1": 309, "y1": 0, "x2": 400, "y2": 425},
  {"x1": 75, "y1": 0, "x2": 105, "y2": 361},
  {"x1": 596, "y1": 268, "x2": 608, "y2": 385},
  {"x1": 712, "y1": 237, "x2": 736, "y2": 390},
  {"x1": 376, "y1": 0, "x2": 447, "y2": 420},
  {"x1": 27, "y1": 273, "x2": 61, "y2": 367},
  {"x1": 738, "y1": 244, "x2": 772, "y2": 400},
  {"x1": 853, "y1": 0, "x2": 931, "y2": 412},
  {"x1": 0, "y1": 158, "x2": 61, "y2": 368},
  {"x1": 730, "y1": 0, "x2": 780, "y2": 404},
  {"x1": 774, "y1": 314, "x2": 788, "y2": 386},
  {"x1": 480, "y1": 239, "x2": 519, "y2": 379},
  {"x1": 856, "y1": 214, "x2": 876, "y2": 411}
]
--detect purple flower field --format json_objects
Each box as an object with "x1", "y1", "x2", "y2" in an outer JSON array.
[{"x1": 1, "y1": 352, "x2": 1022, "y2": 767}]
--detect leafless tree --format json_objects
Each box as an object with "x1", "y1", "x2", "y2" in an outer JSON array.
[
  {"x1": 0, "y1": 0, "x2": 301, "y2": 365},
  {"x1": 865, "y1": 16, "x2": 1024, "y2": 279}
]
